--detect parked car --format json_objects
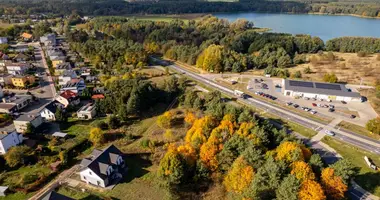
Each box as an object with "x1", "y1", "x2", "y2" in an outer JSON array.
[
  {"x1": 329, "y1": 104, "x2": 335, "y2": 108},
  {"x1": 286, "y1": 102, "x2": 293, "y2": 106},
  {"x1": 311, "y1": 98, "x2": 317, "y2": 101},
  {"x1": 361, "y1": 96, "x2": 367, "y2": 103},
  {"x1": 304, "y1": 97, "x2": 310, "y2": 100},
  {"x1": 350, "y1": 115, "x2": 356, "y2": 119},
  {"x1": 325, "y1": 130, "x2": 336, "y2": 136},
  {"x1": 328, "y1": 108, "x2": 335, "y2": 112},
  {"x1": 318, "y1": 98, "x2": 324, "y2": 101},
  {"x1": 341, "y1": 101, "x2": 347, "y2": 104},
  {"x1": 312, "y1": 103, "x2": 317, "y2": 107},
  {"x1": 293, "y1": 104, "x2": 299, "y2": 108},
  {"x1": 310, "y1": 110, "x2": 317, "y2": 115}
]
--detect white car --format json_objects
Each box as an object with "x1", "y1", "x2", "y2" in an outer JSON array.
[
  {"x1": 310, "y1": 110, "x2": 317, "y2": 115},
  {"x1": 324, "y1": 130, "x2": 335, "y2": 136}
]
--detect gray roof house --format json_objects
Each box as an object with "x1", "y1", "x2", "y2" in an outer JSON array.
[
  {"x1": 79, "y1": 145, "x2": 125, "y2": 188},
  {"x1": 41, "y1": 191, "x2": 74, "y2": 200}
]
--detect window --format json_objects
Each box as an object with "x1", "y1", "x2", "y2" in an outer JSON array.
[
  {"x1": 97, "y1": 181, "x2": 101, "y2": 186},
  {"x1": 89, "y1": 171, "x2": 92, "y2": 175},
  {"x1": 83, "y1": 176, "x2": 86, "y2": 180}
]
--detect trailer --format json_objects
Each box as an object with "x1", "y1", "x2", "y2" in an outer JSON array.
[{"x1": 364, "y1": 156, "x2": 378, "y2": 170}]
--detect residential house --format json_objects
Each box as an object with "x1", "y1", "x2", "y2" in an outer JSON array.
[
  {"x1": 77, "y1": 103, "x2": 96, "y2": 120},
  {"x1": 41, "y1": 191, "x2": 74, "y2": 200},
  {"x1": 0, "y1": 94, "x2": 32, "y2": 113},
  {"x1": 40, "y1": 33, "x2": 56, "y2": 46},
  {"x1": 10, "y1": 44, "x2": 29, "y2": 53},
  {"x1": 55, "y1": 90, "x2": 80, "y2": 108},
  {"x1": 0, "y1": 37, "x2": 8, "y2": 44},
  {"x1": 5, "y1": 62, "x2": 30, "y2": 75},
  {"x1": 13, "y1": 114, "x2": 43, "y2": 133},
  {"x1": 13, "y1": 53, "x2": 29, "y2": 62},
  {"x1": 79, "y1": 145, "x2": 125, "y2": 188},
  {"x1": 58, "y1": 70, "x2": 77, "y2": 86},
  {"x1": 60, "y1": 79, "x2": 86, "y2": 95},
  {"x1": 0, "y1": 131, "x2": 23, "y2": 154},
  {"x1": 40, "y1": 101, "x2": 62, "y2": 121},
  {"x1": 11, "y1": 75, "x2": 36, "y2": 88},
  {"x1": 21, "y1": 33, "x2": 33, "y2": 41},
  {"x1": 0, "y1": 74, "x2": 13, "y2": 86},
  {"x1": 55, "y1": 62, "x2": 72, "y2": 75},
  {"x1": 51, "y1": 56, "x2": 66, "y2": 68}
]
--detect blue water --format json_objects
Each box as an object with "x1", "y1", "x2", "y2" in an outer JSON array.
[{"x1": 214, "y1": 12, "x2": 380, "y2": 41}]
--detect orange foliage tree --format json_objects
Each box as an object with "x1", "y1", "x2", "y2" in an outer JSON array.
[
  {"x1": 276, "y1": 141, "x2": 309, "y2": 163},
  {"x1": 185, "y1": 116, "x2": 216, "y2": 147},
  {"x1": 298, "y1": 180, "x2": 326, "y2": 200},
  {"x1": 321, "y1": 168, "x2": 348, "y2": 200},
  {"x1": 177, "y1": 144, "x2": 197, "y2": 166},
  {"x1": 199, "y1": 134, "x2": 222, "y2": 171},
  {"x1": 290, "y1": 161, "x2": 315, "y2": 181},
  {"x1": 184, "y1": 111, "x2": 196, "y2": 125},
  {"x1": 223, "y1": 156, "x2": 254, "y2": 193}
]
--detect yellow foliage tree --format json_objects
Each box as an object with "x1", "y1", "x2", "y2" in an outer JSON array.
[
  {"x1": 196, "y1": 44, "x2": 224, "y2": 72},
  {"x1": 89, "y1": 128, "x2": 105, "y2": 146},
  {"x1": 164, "y1": 129, "x2": 174, "y2": 141},
  {"x1": 321, "y1": 168, "x2": 348, "y2": 200},
  {"x1": 200, "y1": 134, "x2": 222, "y2": 171},
  {"x1": 177, "y1": 144, "x2": 197, "y2": 166},
  {"x1": 185, "y1": 116, "x2": 216, "y2": 146},
  {"x1": 290, "y1": 161, "x2": 315, "y2": 181},
  {"x1": 184, "y1": 112, "x2": 196, "y2": 125},
  {"x1": 276, "y1": 141, "x2": 305, "y2": 162},
  {"x1": 298, "y1": 180, "x2": 326, "y2": 200},
  {"x1": 157, "y1": 111, "x2": 173, "y2": 129},
  {"x1": 223, "y1": 156, "x2": 254, "y2": 193},
  {"x1": 236, "y1": 122, "x2": 254, "y2": 137}
]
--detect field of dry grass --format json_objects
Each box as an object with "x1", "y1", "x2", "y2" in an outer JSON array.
[{"x1": 288, "y1": 52, "x2": 380, "y2": 86}]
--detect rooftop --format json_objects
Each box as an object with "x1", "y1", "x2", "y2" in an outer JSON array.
[
  {"x1": 283, "y1": 79, "x2": 361, "y2": 98},
  {"x1": 60, "y1": 90, "x2": 78, "y2": 99},
  {"x1": 78, "y1": 103, "x2": 95, "y2": 113},
  {"x1": 52, "y1": 132, "x2": 67, "y2": 138},
  {"x1": 41, "y1": 191, "x2": 74, "y2": 200},
  {"x1": 15, "y1": 114, "x2": 40, "y2": 122}
]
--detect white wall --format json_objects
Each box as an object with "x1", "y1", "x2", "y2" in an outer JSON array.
[
  {"x1": 0, "y1": 132, "x2": 23, "y2": 154},
  {"x1": 80, "y1": 168, "x2": 107, "y2": 188},
  {"x1": 40, "y1": 108, "x2": 56, "y2": 121}
]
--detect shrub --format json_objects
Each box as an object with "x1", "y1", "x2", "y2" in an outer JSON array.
[{"x1": 357, "y1": 51, "x2": 367, "y2": 57}]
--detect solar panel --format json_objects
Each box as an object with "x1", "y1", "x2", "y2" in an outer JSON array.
[
  {"x1": 315, "y1": 83, "x2": 342, "y2": 91},
  {"x1": 289, "y1": 80, "x2": 314, "y2": 88}
]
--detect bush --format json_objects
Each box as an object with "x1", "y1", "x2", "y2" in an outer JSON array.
[
  {"x1": 293, "y1": 70, "x2": 302, "y2": 78},
  {"x1": 91, "y1": 120, "x2": 108, "y2": 130},
  {"x1": 303, "y1": 66, "x2": 312, "y2": 74},
  {"x1": 20, "y1": 173, "x2": 39, "y2": 186},
  {"x1": 108, "y1": 115, "x2": 121, "y2": 129},
  {"x1": 357, "y1": 51, "x2": 367, "y2": 57}
]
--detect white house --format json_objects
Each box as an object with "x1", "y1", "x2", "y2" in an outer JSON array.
[
  {"x1": 40, "y1": 101, "x2": 62, "y2": 121},
  {"x1": 13, "y1": 114, "x2": 43, "y2": 133},
  {"x1": 5, "y1": 63, "x2": 31, "y2": 75},
  {"x1": 58, "y1": 70, "x2": 77, "y2": 86},
  {"x1": 55, "y1": 90, "x2": 80, "y2": 108},
  {"x1": 77, "y1": 103, "x2": 96, "y2": 120},
  {"x1": 0, "y1": 37, "x2": 8, "y2": 44},
  {"x1": 79, "y1": 145, "x2": 125, "y2": 188},
  {"x1": 60, "y1": 79, "x2": 86, "y2": 95},
  {"x1": 0, "y1": 131, "x2": 23, "y2": 154}
]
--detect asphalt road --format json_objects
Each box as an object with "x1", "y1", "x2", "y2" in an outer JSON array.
[{"x1": 159, "y1": 60, "x2": 380, "y2": 155}]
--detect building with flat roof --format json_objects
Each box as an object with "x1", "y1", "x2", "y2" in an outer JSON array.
[
  {"x1": 77, "y1": 103, "x2": 96, "y2": 120},
  {"x1": 0, "y1": 94, "x2": 32, "y2": 113},
  {"x1": 282, "y1": 79, "x2": 361, "y2": 102},
  {"x1": 5, "y1": 62, "x2": 31, "y2": 75}
]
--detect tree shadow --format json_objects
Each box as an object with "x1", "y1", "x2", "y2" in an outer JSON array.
[
  {"x1": 120, "y1": 153, "x2": 152, "y2": 184},
  {"x1": 354, "y1": 171, "x2": 380, "y2": 194}
]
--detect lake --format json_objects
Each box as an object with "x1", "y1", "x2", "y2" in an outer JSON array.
[{"x1": 214, "y1": 12, "x2": 380, "y2": 41}]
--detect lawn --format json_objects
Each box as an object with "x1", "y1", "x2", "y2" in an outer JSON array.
[
  {"x1": 336, "y1": 120, "x2": 380, "y2": 140},
  {"x1": 286, "y1": 121, "x2": 318, "y2": 138},
  {"x1": 322, "y1": 137, "x2": 380, "y2": 196}
]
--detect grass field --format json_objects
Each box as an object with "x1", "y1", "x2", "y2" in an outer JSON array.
[
  {"x1": 0, "y1": 22, "x2": 13, "y2": 28},
  {"x1": 336, "y1": 120, "x2": 380, "y2": 140},
  {"x1": 322, "y1": 137, "x2": 380, "y2": 196}
]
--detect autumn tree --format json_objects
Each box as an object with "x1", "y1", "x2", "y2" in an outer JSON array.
[
  {"x1": 321, "y1": 168, "x2": 347, "y2": 200},
  {"x1": 199, "y1": 134, "x2": 222, "y2": 171},
  {"x1": 89, "y1": 127, "x2": 105, "y2": 146},
  {"x1": 223, "y1": 156, "x2": 254, "y2": 193},
  {"x1": 158, "y1": 147, "x2": 187, "y2": 185},
  {"x1": 275, "y1": 141, "x2": 305, "y2": 163},
  {"x1": 290, "y1": 161, "x2": 315, "y2": 181},
  {"x1": 184, "y1": 111, "x2": 196, "y2": 125},
  {"x1": 196, "y1": 44, "x2": 224, "y2": 72},
  {"x1": 5, "y1": 145, "x2": 31, "y2": 167},
  {"x1": 298, "y1": 180, "x2": 326, "y2": 200},
  {"x1": 164, "y1": 129, "x2": 174, "y2": 141},
  {"x1": 157, "y1": 111, "x2": 173, "y2": 129},
  {"x1": 177, "y1": 144, "x2": 197, "y2": 166},
  {"x1": 185, "y1": 116, "x2": 216, "y2": 147},
  {"x1": 366, "y1": 117, "x2": 380, "y2": 135}
]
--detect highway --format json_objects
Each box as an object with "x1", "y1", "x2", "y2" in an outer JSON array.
[{"x1": 160, "y1": 60, "x2": 380, "y2": 155}]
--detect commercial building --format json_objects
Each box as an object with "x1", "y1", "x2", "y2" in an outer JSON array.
[{"x1": 282, "y1": 79, "x2": 361, "y2": 102}]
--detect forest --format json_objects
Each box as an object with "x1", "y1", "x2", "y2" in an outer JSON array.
[
  {"x1": 2, "y1": 0, "x2": 380, "y2": 17},
  {"x1": 155, "y1": 88, "x2": 357, "y2": 199}
]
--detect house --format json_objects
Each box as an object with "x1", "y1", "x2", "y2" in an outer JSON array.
[
  {"x1": 55, "y1": 62, "x2": 72, "y2": 75},
  {"x1": 13, "y1": 114, "x2": 43, "y2": 133},
  {"x1": 0, "y1": 74, "x2": 13, "y2": 86},
  {"x1": 40, "y1": 33, "x2": 56, "y2": 46},
  {"x1": 11, "y1": 75, "x2": 36, "y2": 88},
  {"x1": 13, "y1": 53, "x2": 30, "y2": 62},
  {"x1": 60, "y1": 79, "x2": 86, "y2": 95},
  {"x1": 51, "y1": 56, "x2": 66, "y2": 68},
  {"x1": 0, "y1": 37, "x2": 8, "y2": 44},
  {"x1": 77, "y1": 103, "x2": 96, "y2": 120},
  {"x1": 21, "y1": 32, "x2": 33, "y2": 41},
  {"x1": 41, "y1": 191, "x2": 74, "y2": 200},
  {"x1": 0, "y1": 131, "x2": 23, "y2": 154},
  {"x1": 79, "y1": 145, "x2": 125, "y2": 188},
  {"x1": 5, "y1": 62, "x2": 30, "y2": 75},
  {"x1": 282, "y1": 79, "x2": 362, "y2": 102},
  {"x1": 58, "y1": 70, "x2": 77, "y2": 86},
  {"x1": 0, "y1": 94, "x2": 32, "y2": 113},
  {"x1": 55, "y1": 90, "x2": 80, "y2": 108},
  {"x1": 40, "y1": 101, "x2": 62, "y2": 121},
  {"x1": 10, "y1": 44, "x2": 29, "y2": 53}
]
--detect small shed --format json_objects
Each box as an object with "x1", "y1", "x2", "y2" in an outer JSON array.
[
  {"x1": 0, "y1": 186, "x2": 8, "y2": 196},
  {"x1": 52, "y1": 132, "x2": 68, "y2": 138}
]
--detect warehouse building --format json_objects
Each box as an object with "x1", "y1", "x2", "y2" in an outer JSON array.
[{"x1": 282, "y1": 79, "x2": 361, "y2": 102}]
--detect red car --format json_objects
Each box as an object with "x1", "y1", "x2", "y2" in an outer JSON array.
[{"x1": 312, "y1": 103, "x2": 317, "y2": 107}]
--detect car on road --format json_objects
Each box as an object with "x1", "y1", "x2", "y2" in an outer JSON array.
[
  {"x1": 312, "y1": 103, "x2": 317, "y2": 107},
  {"x1": 361, "y1": 96, "x2": 367, "y2": 103},
  {"x1": 350, "y1": 115, "x2": 356, "y2": 119},
  {"x1": 329, "y1": 104, "x2": 334, "y2": 108},
  {"x1": 324, "y1": 130, "x2": 336, "y2": 136},
  {"x1": 341, "y1": 101, "x2": 347, "y2": 104},
  {"x1": 328, "y1": 108, "x2": 335, "y2": 112},
  {"x1": 286, "y1": 102, "x2": 293, "y2": 106},
  {"x1": 310, "y1": 110, "x2": 317, "y2": 115}
]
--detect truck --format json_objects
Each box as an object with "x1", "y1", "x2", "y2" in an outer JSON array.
[{"x1": 234, "y1": 90, "x2": 246, "y2": 99}]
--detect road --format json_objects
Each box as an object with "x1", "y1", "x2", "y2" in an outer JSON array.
[{"x1": 155, "y1": 59, "x2": 380, "y2": 155}]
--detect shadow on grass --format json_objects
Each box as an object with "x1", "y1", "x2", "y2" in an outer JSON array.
[
  {"x1": 355, "y1": 171, "x2": 380, "y2": 194},
  {"x1": 79, "y1": 194, "x2": 118, "y2": 200},
  {"x1": 121, "y1": 153, "x2": 152, "y2": 184}
]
